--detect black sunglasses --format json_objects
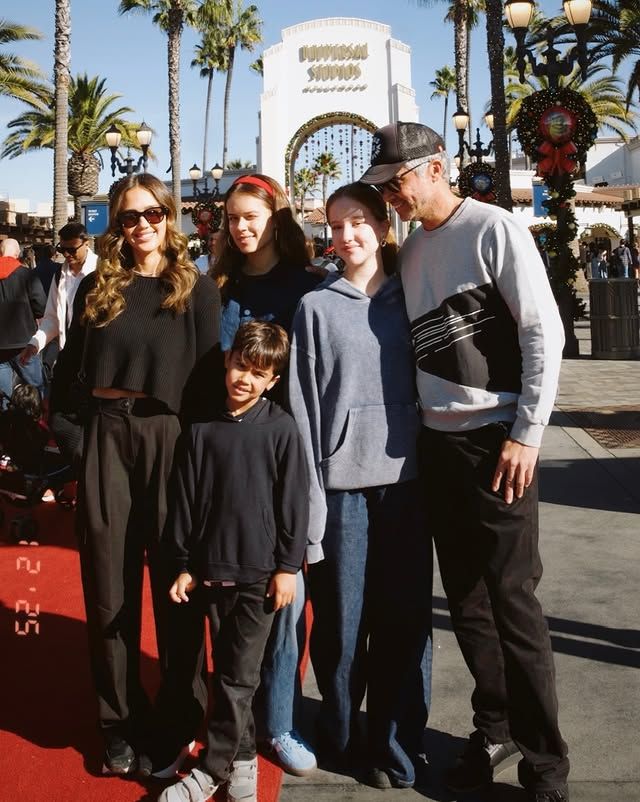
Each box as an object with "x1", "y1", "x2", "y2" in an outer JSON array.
[
  {"x1": 378, "y1": 159, "x2": 432, "y2": 194},
  {"x1": 56, "y1": 241, "x2": 86, "y2": 255},
  {"x1": 117, "y1": 206, "x2": 168, "y2": 228}
]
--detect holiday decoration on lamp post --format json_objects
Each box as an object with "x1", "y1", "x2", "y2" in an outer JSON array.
[
  {"x1": 183, "y1": 163, "x2": 225, "y2": 240},
  {"x1": 453, "y1": 108, "x2": 497, "y2": 204},
  {"x1": 507, "y1": 0, "x2": 597, "y2": 356}
]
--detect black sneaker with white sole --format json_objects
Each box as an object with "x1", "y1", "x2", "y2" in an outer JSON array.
[{"x1": 445, "y1": 730, "x2": 520, "y2": 793}]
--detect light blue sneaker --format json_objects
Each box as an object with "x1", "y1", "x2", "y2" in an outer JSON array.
[{"x1": 266, "y1": 730, "x2": 317, "y2": 776}]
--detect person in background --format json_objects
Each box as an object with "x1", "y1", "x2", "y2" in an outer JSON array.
[
  {"x1": 154, "y1": 321, "x2": 309, "y2": 802},
  {"x1": 52, "y1": 173, "x2": 220, "y2": 778},
  {"x1": 614, "y1": 239, "x2": 632, "y2": 279},
  {"x1": 289, "y1": 182, "x2": 431, "y2": 790},
  {"x1": 592, "y1": 249, "x2": 608, "y2": 279},
  {"x1": 22, "y1": 245, "x2": 37, "y2": 269},
  {"x1": 195, "y1": 228, "x2": 224, "y2": 274},
  {"x1": 361, "y1": 121, "x2": 568, "y2": 802},
  {"x1": 19, "y1": 222, "x2": 98, "y2": 380},
  {"x1": 33, "y1": 244, "x2": 61, "y2": 297},
  {"x1": 0, "y1": 238, "x2": 46, "y2": 406},
  {"x1": 211, "y1": 173, "x2": 321, "y2": 777}
]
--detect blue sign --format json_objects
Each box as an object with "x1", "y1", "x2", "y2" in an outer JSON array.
[
  {"x1": 84, "y1": 202, "x2": 109, "y2": 235},
  {"x1": 532, "y1": 182, "x2": 552, "y2": 218}
]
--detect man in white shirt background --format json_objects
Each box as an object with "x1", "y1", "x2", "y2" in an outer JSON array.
[{"x1": 20, "y1": 222, "x2": 97, "y2": 378}]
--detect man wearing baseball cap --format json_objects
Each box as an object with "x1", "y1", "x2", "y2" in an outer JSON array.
[{"x1": 361, "y1": 122, "x2": 569, "y2": 802}]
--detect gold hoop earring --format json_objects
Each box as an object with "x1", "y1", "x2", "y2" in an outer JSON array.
[{"x1": 380, "y1": 239, "x2": 387, "y2": 248}]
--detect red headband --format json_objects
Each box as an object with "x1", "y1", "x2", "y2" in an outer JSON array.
[{"x1": 232, "y1": 175, "x2": 275, "y2": 196}]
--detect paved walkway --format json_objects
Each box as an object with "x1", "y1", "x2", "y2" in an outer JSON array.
[{"x1": 279, "y1": 313, "x2": 640, "y2": 801}]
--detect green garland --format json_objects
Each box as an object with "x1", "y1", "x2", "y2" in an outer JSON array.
[{"x1": 515, "y1": 88, "x2": 597, "y2": 321}]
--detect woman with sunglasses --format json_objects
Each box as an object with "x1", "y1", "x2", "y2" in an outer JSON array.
[
  {"x1": 52, "y1": 173, "x2": 220, "y2": 777},
  {"x1": 288, "y1": 182, "x2": 432, "y2": 790}
]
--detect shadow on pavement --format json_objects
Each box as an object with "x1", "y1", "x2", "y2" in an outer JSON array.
[{"x1": 539, "y1": 459, "x2": 640, "y2": 513}]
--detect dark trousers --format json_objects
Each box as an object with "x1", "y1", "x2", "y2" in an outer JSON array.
[
  {"x1": 77, "y1": 399, "x2": 180, "y2": 743},
  {"x1": 421, "y1": 424, "x2": 569, "y2": 792},
  {"x1": 155, "y1": 579, "x2": 274, "y2": 783},
  {"x1": 308, "y1": 481, "x2": 432, "y2": 787}
]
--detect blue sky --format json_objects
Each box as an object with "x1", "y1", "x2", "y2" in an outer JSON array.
[{"x1": 0, "y1": 0, "x2": 585, "y2": 209}]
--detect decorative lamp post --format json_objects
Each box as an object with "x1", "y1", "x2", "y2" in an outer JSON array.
[
  {"x1": 186, "y1": 162, "x2": 225, "y2": 242},
  {"x1": 188, "y1": 162, "x2": 224, "y2": 199},
  {"x1": 105, "y1": 122, "x2": 152, "y2": 177},
  {"x1": 454, "y1": 108, "x2": 497, "y2": 204},
  {"x1": 508, "y1": 0, "x2": 597, "y2": 357}
]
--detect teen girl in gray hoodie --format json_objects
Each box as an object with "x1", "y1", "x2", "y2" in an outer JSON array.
[{"x1": 288, "y1": 183, "x2": 432, "y2": 790}]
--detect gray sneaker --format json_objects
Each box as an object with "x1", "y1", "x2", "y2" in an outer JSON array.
[{"x1": 226, "y1": 757, "x2": 257, "y2": 802}]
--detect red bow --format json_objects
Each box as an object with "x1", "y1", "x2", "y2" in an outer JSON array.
[
  {"x1": 472, "y1": 191, "x2": 496, "y2": 204},
  {"x1": 537, "y1": 140, "x2": 577, "y2": 177}
]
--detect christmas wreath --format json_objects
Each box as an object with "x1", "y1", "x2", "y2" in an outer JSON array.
[
  {"x1": 458, "y1": 162, "x2": 497, "y2": 203},
  {"x1": 187, "y1": 199, "x2": 224, "y2": 238},
  {"x1": 515, "y1": 88, "x2": 598, "y2": 179}
]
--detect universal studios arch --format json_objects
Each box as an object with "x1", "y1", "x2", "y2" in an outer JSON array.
[{"x1": 257, "y1": 17, "x2": 419, "y2": 230}]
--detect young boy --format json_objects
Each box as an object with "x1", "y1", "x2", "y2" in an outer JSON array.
[{"x1": 156, "y1": 321, "x2": 309, "y2": 802}]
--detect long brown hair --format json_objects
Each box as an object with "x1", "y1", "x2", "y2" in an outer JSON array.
[
  {"x1": 84, "y1": 173, "x2": 198, "y2": 326},
  {"x1": 326, "y1": 182, "x2": 398, "y2": 275},
  {"x1": 213, "y1": 173, "x2": 309, "y2": 298}
]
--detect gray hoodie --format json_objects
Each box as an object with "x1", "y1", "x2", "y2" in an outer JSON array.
[{"x1": 288, "y1": 273, "x2": 420, "y2": 563}]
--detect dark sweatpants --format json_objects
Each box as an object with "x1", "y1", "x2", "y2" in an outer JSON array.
[
  {"x1": 421, "y1": 423, "x2": 569, "y2": 794},
  {"x1": 77, "y1": 398, "x2": 180, "y2": 744},
  {"x1": 154, "y1": 579, "x2": 275, "y2": 783}
]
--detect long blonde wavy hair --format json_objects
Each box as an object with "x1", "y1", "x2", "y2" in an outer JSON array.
[{"x1": 84, "y1": 174, "x2": 198, "y2": 326}]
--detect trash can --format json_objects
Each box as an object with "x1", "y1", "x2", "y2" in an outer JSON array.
[{"x1": 589, "y1": 278, "x2": 640, "y2": 359}]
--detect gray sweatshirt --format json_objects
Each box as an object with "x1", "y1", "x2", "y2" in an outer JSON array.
[
  {"x1": 400, "y1": 197, "x2": 564, "y2": 447},
  {"x1": 288, "y1": 273, "x2": 420, "y2": 563}
]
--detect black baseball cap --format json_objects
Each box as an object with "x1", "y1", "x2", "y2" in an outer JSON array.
[{"x1": 360, "y1": 122, "x2": 445, "y2": 184}]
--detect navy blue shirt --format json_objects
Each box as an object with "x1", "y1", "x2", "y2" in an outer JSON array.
[{"x1": 220, "y1": 262, "x2": 321, "y2": 350}]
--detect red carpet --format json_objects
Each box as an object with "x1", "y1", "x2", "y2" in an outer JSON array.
[{"x1": 0, "y1": 499, "x2": 284, "y2": 802}]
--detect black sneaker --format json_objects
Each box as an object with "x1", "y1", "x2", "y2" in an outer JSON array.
[
  {"x1": 445, "y1": 730, "x2": 520, "y2": 793},
  {"x1": 101, "y1": 734, "x2": 137, "y2": 776},
  {"x1": 530, "y1": 790, "x2": 569, "y2": 802}
]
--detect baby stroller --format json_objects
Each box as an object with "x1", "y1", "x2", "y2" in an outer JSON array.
[{"x1": 0, "y1": 388, "x2": 75, "y2": 541}]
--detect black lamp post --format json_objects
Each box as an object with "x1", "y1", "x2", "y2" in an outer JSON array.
[
  {"x1": 188, "y1": 163, "x2": 224, "y2": 199},
  {"x1": 506, "y1": 0, "x2": 594, "y2": 358},
  {"x1": 505, "y1": 0, "x2": 592, "y2": 90},
  {"x1": 105, "y1": 122, "x2": 152, "y2": 177},
  {"x1": 453, "y1": 108, "x2": 495, "y2": 165}
]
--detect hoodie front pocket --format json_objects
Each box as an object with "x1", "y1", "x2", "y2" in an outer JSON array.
[{"x1": 320, "y1": 404, "x2": 419, "y2": 490}]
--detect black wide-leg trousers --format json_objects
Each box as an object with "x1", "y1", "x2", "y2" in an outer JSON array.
[
  {"x1": 421, "y1": 423, "x2": 569, "y2": 793},
  {"x1": 77, "y1": 399, "x2": 181, "y2": 743}
]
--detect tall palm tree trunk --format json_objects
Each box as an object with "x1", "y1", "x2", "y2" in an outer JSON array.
[
  {"x1": 202, "y1": 69, "x2": 213, "y2": 172},
  {"x1": 485, "y1": 0, "x2": 512, "y2": 210},
  {"x1": 453, "y1": 3, "x2": 468, "y2": 116},
  {"x1": 222, "y1": 46, "x2": 236, "y2": 169},
  {"x1": 53, "y1": 0, "x2": 71, "y2": 232},
  {"x1": 443, "y1": 94, "x2": 449, "y2": 144},
  {"x1": 167, "y1": 7, "x2": 183, "y2": 226}
]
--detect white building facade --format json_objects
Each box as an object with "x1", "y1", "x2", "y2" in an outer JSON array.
[{"x1": 257, "y1": 17, "x2": 418, "y2": 192}]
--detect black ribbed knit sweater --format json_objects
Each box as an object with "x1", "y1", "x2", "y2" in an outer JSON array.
[{"x1": 53, "y1": 271, "x2": 222, "y2": 418}]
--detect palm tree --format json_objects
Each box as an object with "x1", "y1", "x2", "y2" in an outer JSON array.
[
  {"x1": 484, "y1": 0, "x2": 511, "y2": 208},
  {"x1": 313, "y1": 152, "x2": 341, "y2": 246},
  {"x1": 191, "y1": 27, "x2": 228, "y2": 177},
  {"x1": 0, "y1": 19, "x2": 48, "y2": 105},
  {"x1": 54, "y1": 0, "x2": 71, "y2": 233},
  {"x1": 590, "y1": 0, "x2": 640, "y2": 108},
  {"x1": 294, "y1": 167, "x2": 318, "y2": 224},
  {"x1": 225, "y1": 158, "x2": 253, "y2": 168},
  {"x1": 2, "y1": 74, "x2": 142, "y2": 221},
  {"x1": 429, "y1": 65, "x2": 456, "y2": 143},
  {"x1": 215, "y1": 1, "x2": 262, "y2": 168},
  {"x1": 249, "y1": 54, "x2": 263, "y2": 76},
  {"x1": 118, "y1": 0, "x2": 199, "y2": 222}
]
